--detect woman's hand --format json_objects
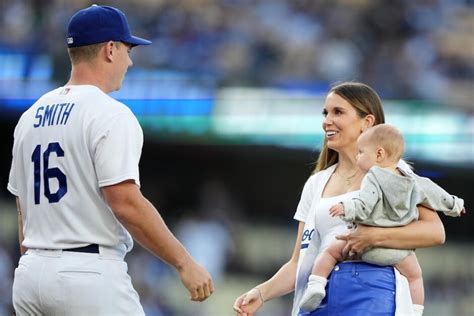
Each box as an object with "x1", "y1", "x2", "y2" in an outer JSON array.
[
  {"x1": 337, "y1": 205, "x2": 446, "y2": 255},
  {"x1": 233, "y1": 288, "x2": 264, "y2": 316},
  {"x1": 336, "y1": 224, "x2": 379, "y2": 256}
]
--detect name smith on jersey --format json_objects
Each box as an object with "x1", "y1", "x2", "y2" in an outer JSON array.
[{"x1": 34, "y1": 103, "x2": 75, "y2": 128}]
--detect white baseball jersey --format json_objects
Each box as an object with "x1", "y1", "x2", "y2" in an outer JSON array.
[{"x1": 8, "y1": 85, "x2": 143, "y2": 251}]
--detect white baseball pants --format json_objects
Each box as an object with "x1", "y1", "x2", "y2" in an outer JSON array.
[{"x1": 12, "y1": 245, "x2": 144, "y2": 316}]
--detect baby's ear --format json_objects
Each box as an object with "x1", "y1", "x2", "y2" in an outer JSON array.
[{"x1": 376, "y1": 147, "x2": 385, "y2": 161}]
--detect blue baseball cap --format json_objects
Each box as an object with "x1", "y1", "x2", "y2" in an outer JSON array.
[{"x1": 67, "y1": 4, "x2": 151, "y2": 47}]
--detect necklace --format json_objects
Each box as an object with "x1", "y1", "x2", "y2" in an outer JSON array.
[{"x1": 334, "y1": 168, "x2": 360, "y2": 186}]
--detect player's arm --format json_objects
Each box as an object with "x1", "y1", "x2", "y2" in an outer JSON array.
[
  {"x1": 16, "y1": 197, "x2": 27, "y2": 255},
  {"x1": 234, "y1": 221, "x2": 303, "y2": 314},
  {"x1": 101, "y1": 180, "x2": 214, "y2": 302},
  {"x1": 337, "y1": 205, "x2": 445, "y2": 255}
]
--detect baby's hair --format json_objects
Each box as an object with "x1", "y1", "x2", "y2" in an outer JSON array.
[{"x1": 363, "y1": 124, "x2": 405, "y2": 162}]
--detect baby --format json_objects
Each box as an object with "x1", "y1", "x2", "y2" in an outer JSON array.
[{"x1": 299, "y1": 124, "x2": 465, "y2": 316}]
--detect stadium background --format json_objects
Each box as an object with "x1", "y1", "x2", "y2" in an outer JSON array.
[{"x1": 0, "y1": 0, "x2": 472, "y2": 315}]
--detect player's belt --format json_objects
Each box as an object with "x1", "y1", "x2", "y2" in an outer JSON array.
[{"x1": 64, "y1": 244, "x2": 99, "y2": 254}]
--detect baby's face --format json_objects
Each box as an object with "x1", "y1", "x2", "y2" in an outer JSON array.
[{"x1": 356, "y1": 135, "x2": 378, "y2": 173}]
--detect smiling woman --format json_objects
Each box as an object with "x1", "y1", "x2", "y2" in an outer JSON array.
[
  {"x1": 233, "y1": 82, "x2": 446, "y2": 316},
  {"x1": 317, "y1": 82, "x2": 385, "y2": 174}
]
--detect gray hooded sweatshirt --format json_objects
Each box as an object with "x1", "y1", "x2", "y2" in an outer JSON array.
[{"x1": 341, "y1": 166, "x2": 464, "y2": 265}]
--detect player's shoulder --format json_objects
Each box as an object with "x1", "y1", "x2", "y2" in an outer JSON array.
[
  {"x1": 23, "y1": 87, "x2": 63, "y2": 111},
  {"x1": 88, "y1": 93, "x2": 139, "y2": 135},
  {"x1": 65, "y1": 85, "x2": 135, "y2": 119},
  {"x1": 95, "y1": 90, "x2": 134, "y2": 116},
  {"x1": 76, "y1": 86, "x2": 127, "y2": 110},
  {"x1": 15, "y1": 87, "x2": 64, "y2": 126}
]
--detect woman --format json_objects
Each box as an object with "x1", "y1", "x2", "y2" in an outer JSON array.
[{"x1": 233, "y1": 82, "x2": 445, "y2": 316}]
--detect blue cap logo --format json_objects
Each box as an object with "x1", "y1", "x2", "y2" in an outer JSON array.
[{"x1": 67, "y1": 5, "x2": 151, "y2": 47}]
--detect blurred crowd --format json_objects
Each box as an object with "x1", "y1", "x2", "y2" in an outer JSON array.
[{"x1": 0, "y1": 0, "x2": 473, "y2": 108}]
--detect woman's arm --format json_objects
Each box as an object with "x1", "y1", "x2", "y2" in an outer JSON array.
[
  {"x1": 233, "y1": 221, "x2": 304, "y2": 315},
  {"x1": 337, "y1": 205, "x2": 445, "y2": 256}
]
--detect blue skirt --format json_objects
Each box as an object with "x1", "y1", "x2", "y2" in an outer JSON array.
[{"x1": 299, "y1": 262, "x2": 396, "y2": 316}]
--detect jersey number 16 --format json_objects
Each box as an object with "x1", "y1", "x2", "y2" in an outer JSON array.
[{"x1": 31, "y1": 142, "x2": 68, "y2": 205}]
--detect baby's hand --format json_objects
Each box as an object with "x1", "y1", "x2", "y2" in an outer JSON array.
[
  {"x1": 461, "y1": 207, "x2": 466, "y2": 215},
  {"x1": 329, "y1": 203, "x2": 345, "y2": 217}
]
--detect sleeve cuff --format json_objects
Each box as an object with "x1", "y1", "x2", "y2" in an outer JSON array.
[
  {"x1": 7, "y1": 183, "x2": 18, "y2": 196},
  {"x1": 98, "y1": 174, "x2": 140, "y2": 188}
]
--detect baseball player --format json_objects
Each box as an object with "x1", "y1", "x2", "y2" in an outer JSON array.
[{"x1": 8, "y1": 5, "x2": 214, "y2": 315}]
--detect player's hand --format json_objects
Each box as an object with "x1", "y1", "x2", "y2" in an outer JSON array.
[
  {"x1": 329, "y1": 203, "x2": 345, "y2": 217},
  {"x1": 461, "y1": 207, "x2": 466, "y2": 215},
  {"x1": 233, "y1": 288, "x2": 264, "y2": 316},
  {"x1": 178, "y1": 258, "x2": 214, "y2": 302},
  {"x1": 336, "y1": 224, "x2": 378, "y2": 257}
]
